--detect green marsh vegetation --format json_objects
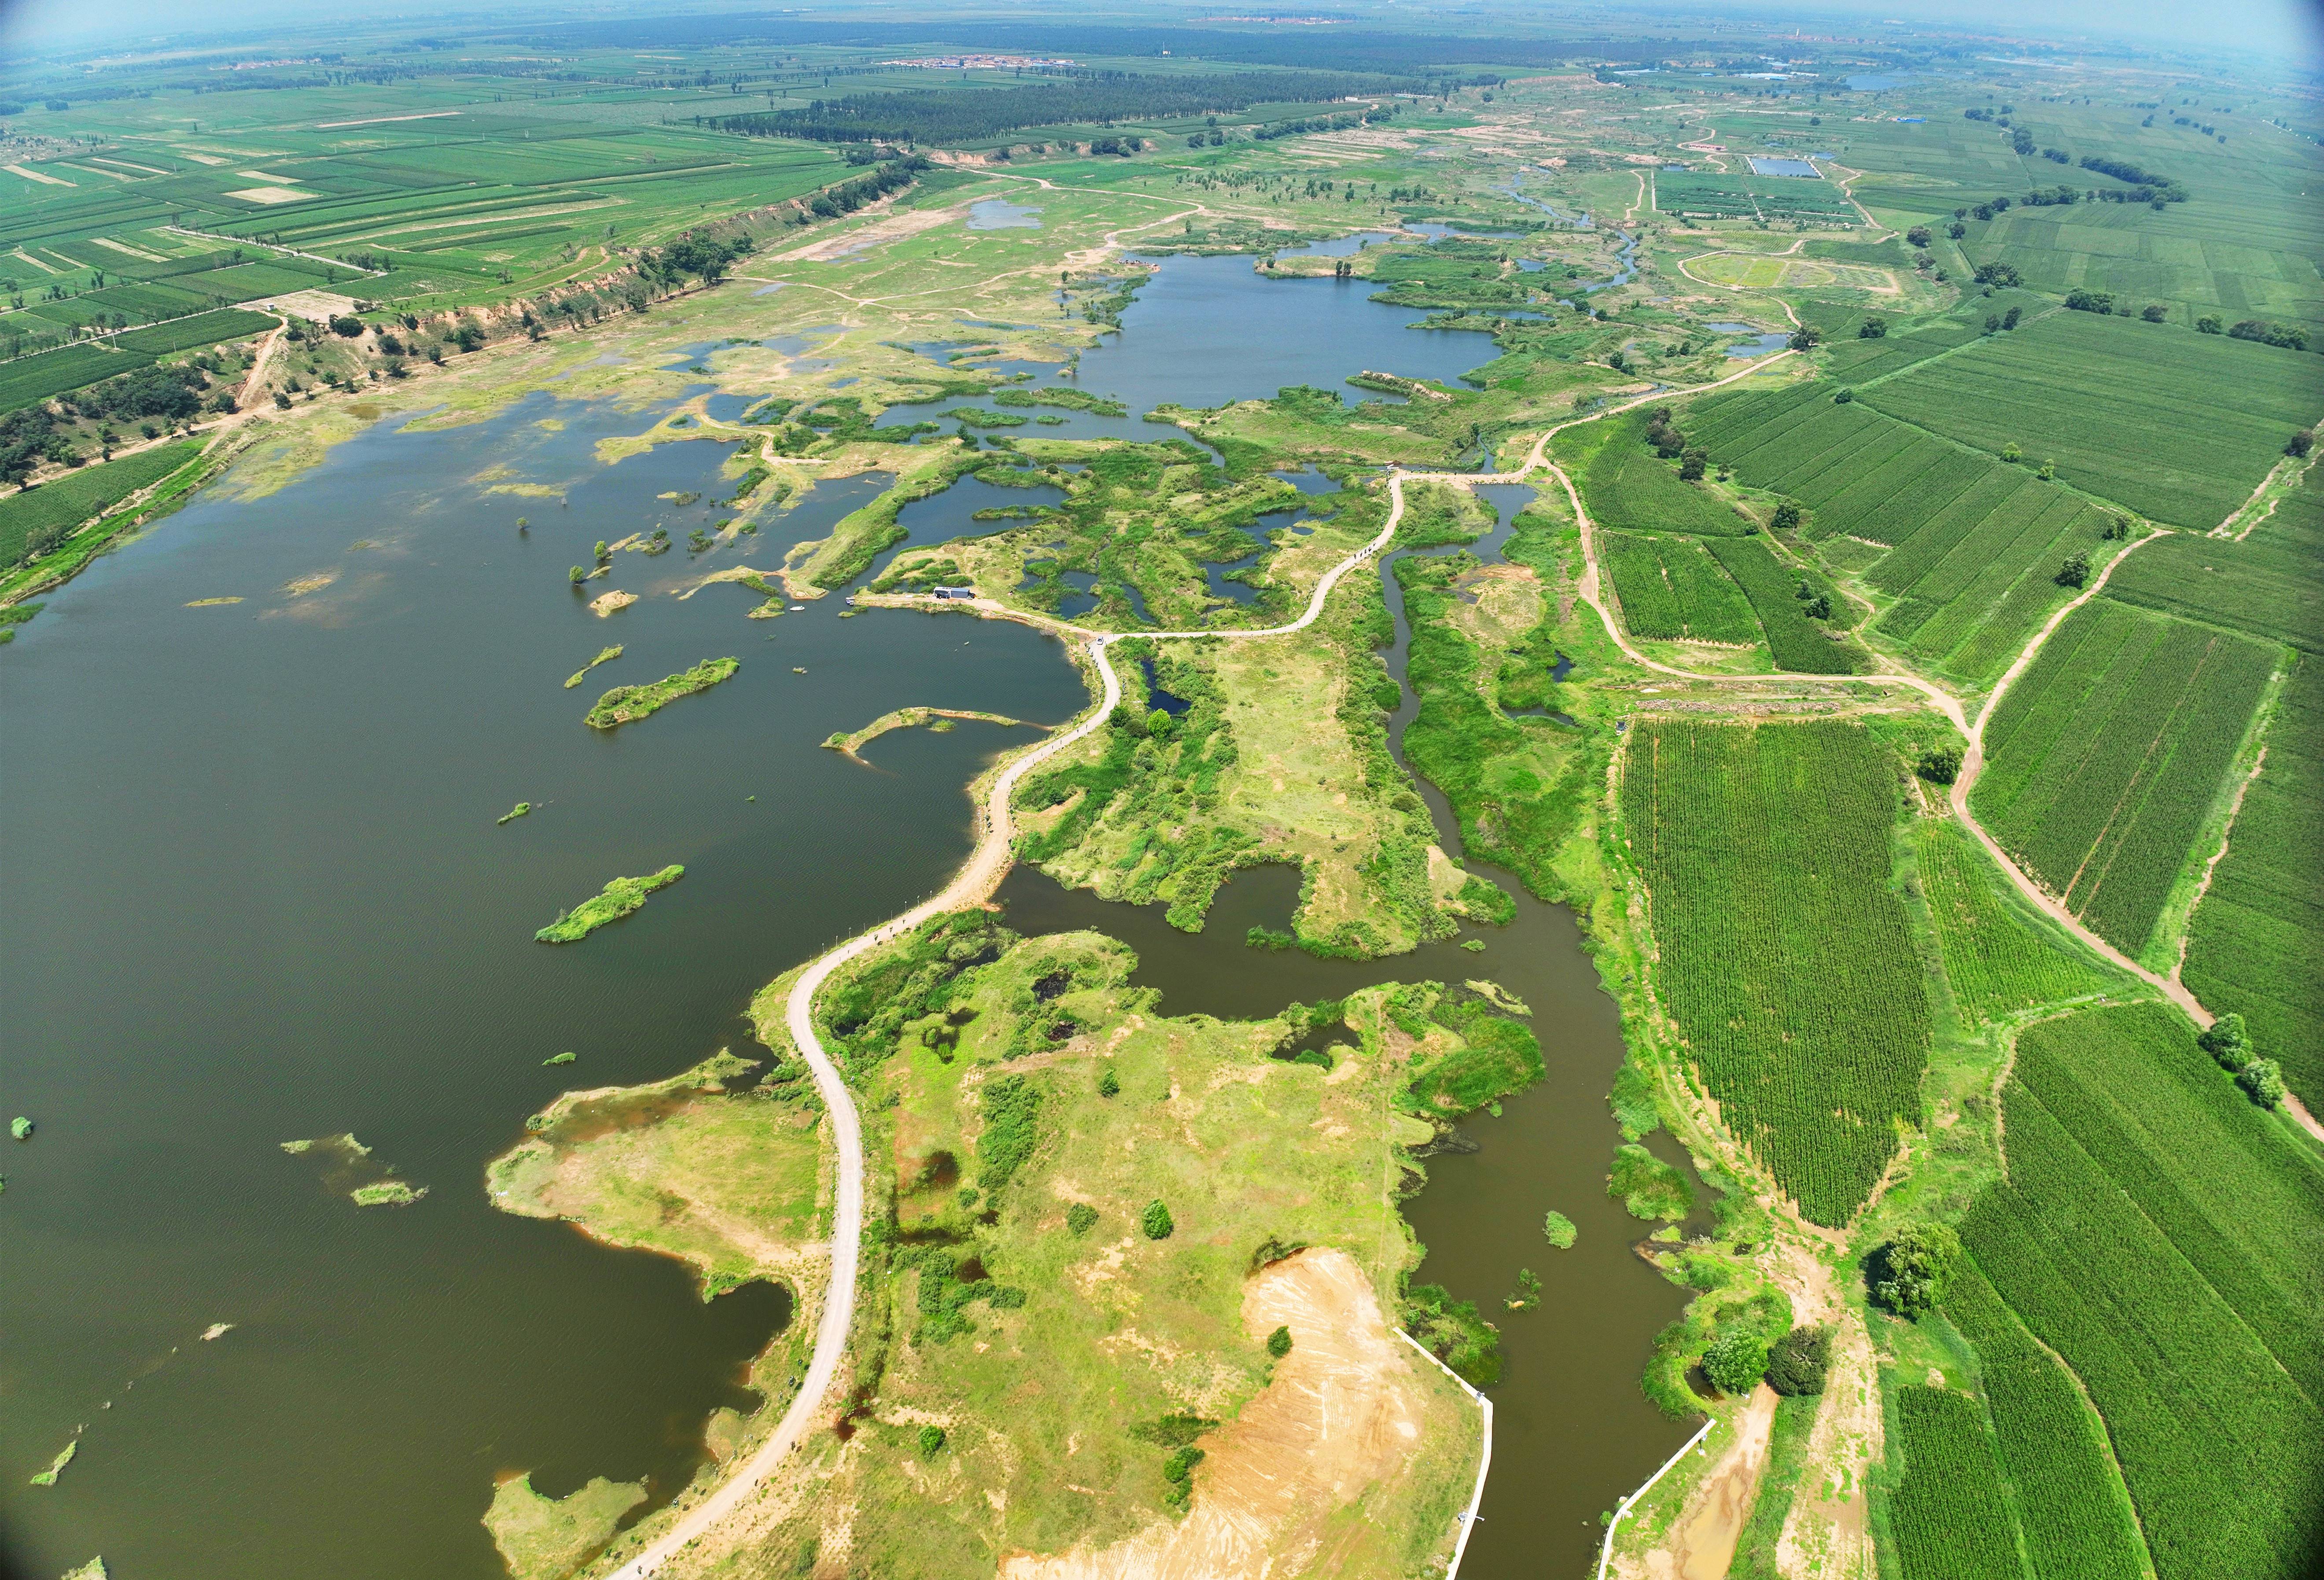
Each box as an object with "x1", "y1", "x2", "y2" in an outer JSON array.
[
  {"x1": 535, "y1": 866, "x2": 685, "y2": 943},
  {"x1": 484, "y1": 1473, "x2": 648, "y2": 1580},
  {"x1": 497, "y1": 803, "x2": 531, "y2": 825},
  {"x1": 563, "y1": 645, "x2": 622, "y2": 689},
  {"x1": 584, "y1": 658, "x2": 739, "y2": 729}
]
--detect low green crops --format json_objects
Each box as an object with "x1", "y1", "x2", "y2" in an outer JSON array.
[
  {"x1": 1702, "y1": 535, "x2": 1863, "y2": 674},
  {"x1": 1889, "y1": 1387, "x2": 2028, "y2": 1580},
  {"x1": 1974, "y1": 601, "x2": 2276, "y2": 954},
  {"x1": 1944, "y1": 1266, "x2": 2148, "y2": 1580},
  {"x1": 1619, "y1": 720, "x2": 1929, "y2": 1224},
  {"x1": 1959, "y1": 1005, "x2": 2324, "y2": 1579},
  {"x1": 1911, "y1": 820, "x2": 2112, "y2": 1022},
  {"x1": 2180, "y1": 655, "x2": 2324, "y2": 1101},
  {"x1": 1600, "y1": 532, "x2": 1763, "y2": 645}
]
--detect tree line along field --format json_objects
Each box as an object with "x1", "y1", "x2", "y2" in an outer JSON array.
[
  {"x1": 2179, "y1": 655, "x2": 2324, "y2": 1101},
  {"x1": 1952, "y1": 1004, "x2": 2324, "y2": 1580},
  {"x1": 1618, "y1": 719, "x2": 1930, "y2": 1226},
  {"x1": 1972, "y1": 599, "x2": 2278, "y2": 957}
]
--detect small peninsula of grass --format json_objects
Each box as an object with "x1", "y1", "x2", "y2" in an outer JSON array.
[
  {"x1": 585, "y1": 658, "x2": 738, "y2": 729},
  {"x1": 536, "y1": 866, "x2": 685, "y2": 943},
  {"x1": 564, "y1": 645, "x2": 623, "y2": 689}
]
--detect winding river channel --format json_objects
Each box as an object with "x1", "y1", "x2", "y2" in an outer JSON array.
[{"x1": 2, "y1": 249, "x2": 1689, "y2": 1579}]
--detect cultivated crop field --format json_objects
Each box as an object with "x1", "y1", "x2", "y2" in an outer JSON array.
[
  {"x1": 2179, "y1": 656, "x2": 2323, "y2": 1100},
  {"x1": 1690, "y1": 253, "x2": 1896, "y2": 293},
  {"x1": 1888, "y1": 1385, "x2": 2029, "y2": 1580},
  {"x1": 1620, "y1": 720, "x2": 1929, "y2": 1226},
  {"x1": 1857, "y1": 309, "x2": 2321, "y2": 529},
  {"x1": 0, "y1": 442, "x2": 202, "y2": 568},
  {"x1": 1912, "y1": 819, "x2": 2115, "y2": 1024},
  {"x1": 1702, "y1": 534, "x2": 1864, "y2": 674},
  {"x1": 1974, "y1": 600, "x2": 2278, "y2": 955},
  {"x1": 2105, "y1": 465, "x2": 2324, "y2": 657},
  {"x1": 1600, "y1": 531, "x2": 1764, "y2": 645},
  {"x1": 1958, "y1": 1004, "x2": 2324, "y2": 1580},
  {"x1": 1654, "y1": 169, "x2": 1860, "y2": 223},
  {"x1": 1944, "y1": 1265, "x2": 2151, "y2": 1580},
  {"x1": 1560, "y1": 414, "x2": 1755, "y2": 537}
]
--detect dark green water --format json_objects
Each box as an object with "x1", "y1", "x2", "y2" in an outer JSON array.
[{"x1": 3, "y1": 259, "x2": 1691, "y2": 1580}]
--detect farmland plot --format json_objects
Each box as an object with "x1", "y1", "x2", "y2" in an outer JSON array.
[
  {"x1": 2104, "y1": 467, "x2": 2324, "y2": 656},
  {"x1": 1889, "y1": 1385, "x2": 2030, "y2": 1580},
  {"x1": 1703, "y1": 534, "x2": 1864, "y2": 674},
  {"x1": 1912, "y1": 819, "x2": 2115, "y2": 1023},
  {"x1": 1944, "y1": 1266, "x2": 2151, "y2": 1580},
  {"x1": 1619, "y1": 720, "x2": 1929, "y2": 1226},
  {"x1": 1559, "y1": 414, "x2": 1754, "y2": 536},
  {"x1": 1959, "y1": 1005, "x2": 2324, "y2": 1580},
  {"x1": 1974, "y1": 601, "x2": 2279, "y2": 955},
  {"x1": 1599, "y1": 532, "x2": 1763, "y2": 645},
  {"x1": 1857, "y1": 310, "x2": 2320, "y2": 529},
  {"x1": 2180, "y1": 655, "x2": 2324, "y2": 1103}
]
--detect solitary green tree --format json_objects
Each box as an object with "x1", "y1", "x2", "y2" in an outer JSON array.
[
  {"x1": 1266, "y1": 1325, "x2": 1293, "y2": 1358},
  {"x1": 1097, "y1": 1066, "x2": 1120, "y2": 1098},
  {"x1": 2055, "y1": 549, "x2": 2090, "y2": 588},
  {"x1": 1702, "y1": 1331, "x2": 1770, "y2": 1396},
  {"x1": 1142, "y1": 1199, "x2": 1175, "y2": 1240},
  {"x1": 1871, "y1": 1223, "x2": 1960, "y2": 1318}
]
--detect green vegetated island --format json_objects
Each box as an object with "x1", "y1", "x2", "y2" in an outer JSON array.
[
  {"x1": 535, "y1": 866, "x2": 685, "y2": 943},
  {"x1": 584, "y1": 659, "x2": 738, "y2": 729},
  {"x1": 10, "y1": 14, "x2": 2321, "y2": 1580}
]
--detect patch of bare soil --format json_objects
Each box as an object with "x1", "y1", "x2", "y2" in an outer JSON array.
[
  {"x1": 1777, "y1": 1309, "x2": 1880, "y2": 1580},
  {"x1": 1000, "y1": 1248, "x2": 1448, "y2": 1580},
  {"x1": 1635, "y1": 1385, "x2": 1779, "y2": 1580},
  {"x1": 777, "y1": 204, "x2": 964, "y2": 263}
]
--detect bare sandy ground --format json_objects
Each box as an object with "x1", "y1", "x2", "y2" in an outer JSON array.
[{"x1": 1001, "y1": 1248, "x2": 1442, "y2": 1580}]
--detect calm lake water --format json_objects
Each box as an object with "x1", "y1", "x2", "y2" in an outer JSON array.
[{"x1": 2, "y1": 252, "x2": 1692, "y2": 1579}]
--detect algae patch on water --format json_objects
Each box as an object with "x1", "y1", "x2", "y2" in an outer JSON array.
[
  {"x1": 584, "y1": 658, "x2": 737, "y2": 729},
  {"x1": 62, "y1": 1560, "x2": 107, "y2": 1580},
  {"x1": 536, "y1": 866, "x2": 685, "y2": 943},
  {"x1": 485, "y1": 1472, "x2": 646, "y2": 1580},
  {"x1": 498, "y1": 803, "x2": 532, "y2": 825},
  {"x1": 282, "y1": 1133, "x2": 428, "y2": 1206},
  {"x1": 563, "y1": 645, "x2": 623, "y2": 689}
]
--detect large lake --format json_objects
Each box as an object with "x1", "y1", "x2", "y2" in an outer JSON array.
[{"x1": 1, "y1": 250, "x2": 1688, "y2": 1580}]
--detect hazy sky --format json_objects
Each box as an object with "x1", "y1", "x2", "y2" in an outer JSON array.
[{"x1": 2, "y1": 0, "x2": 2316, "y2": 63}]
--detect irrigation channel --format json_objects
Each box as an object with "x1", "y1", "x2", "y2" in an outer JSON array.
[{"x1": 5, "y1": 243, "x2": 1691, "y2": 1580}]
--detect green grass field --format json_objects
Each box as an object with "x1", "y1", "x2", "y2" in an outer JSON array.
[
  {"x1": 2105, "y1": 465, "x2": 2324, "y2": 656},
  {"x1": 1958, "y1": 1003, "x2": 2324, "y2": 1580},
  {"x1": 1973, "y1": 600, "x2": 2278, "y2": 955},
  {"x1": 1620, "y1": 720, "x2": 1930, "y2": 1226}
]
